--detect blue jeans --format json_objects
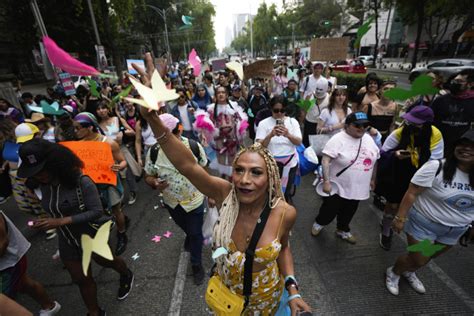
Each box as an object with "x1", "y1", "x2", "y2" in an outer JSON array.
[{"x1": 165, "y1": 202, "x2": 204, "y2": 266}]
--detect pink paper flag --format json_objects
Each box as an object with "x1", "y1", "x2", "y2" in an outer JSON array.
[
  {"x1": 163, "y1": 231, "x2": 172, "y2": 238},
  {"x1": 188, "y1": 49, "x2": 201, "y2": 77},
  {"x1": 43, "y1": 36, "x2": 100, "y2": 76},
  {"x1": 151, "y1": 235, "x2": 162, "y2": 243}
]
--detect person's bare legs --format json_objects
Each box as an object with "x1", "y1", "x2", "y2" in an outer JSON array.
[
  {"x1": 0, "y1": 293, "x2": 32, "y2": 316},
  {"x1": 19, "y1": 274, "x2": 55, "y2": 310}
]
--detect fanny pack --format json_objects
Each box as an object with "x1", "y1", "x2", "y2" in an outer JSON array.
[{"x1": 205, "y1": 200, "x2": 272, "y2": 315}]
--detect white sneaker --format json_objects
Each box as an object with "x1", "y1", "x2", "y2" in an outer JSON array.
[
  {"x1": 385, "y1": 267, "x2": 400, "y2": 296},
  {"x1": 403, "y1": 271, "x2": 426, "y2": 294},
  {"x1": 335, "y1": 230, "x2": 357, "y2": 244},
  {"x1": 311, "y1": 222, "x2": 324, "y2": 236},
  {"x1": 39, "y1": 301, "x2": 61, "y2": 316}
]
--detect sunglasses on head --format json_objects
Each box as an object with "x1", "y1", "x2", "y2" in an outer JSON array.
[{"x1": 272, "y1": 108, "x2": 285, "y2": 114}]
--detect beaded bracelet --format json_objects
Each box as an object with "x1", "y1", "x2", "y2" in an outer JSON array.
[
  {"x1": 157, "y1": 130, "x2": 171, "y2": 145},
  {"x1": 288, "y1": 294, "x2": 302, "y2": 302},
  {"x1": 394, "y1": 215, "x2": 408, "y2": 223}
]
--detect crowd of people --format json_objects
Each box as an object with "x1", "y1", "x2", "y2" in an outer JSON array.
[{"x1": 0, "y1": 52, "x2": 473, "y2": 315}]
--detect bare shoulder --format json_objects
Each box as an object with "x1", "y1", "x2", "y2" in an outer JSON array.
[{"x1": 274, "y1": 200, "x2": 297, "y2": 228}]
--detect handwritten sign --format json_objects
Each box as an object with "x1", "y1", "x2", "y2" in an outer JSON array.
[
  {"x1": 244, "y1": 59, "x2": 273, "y2": 79},
  {"x1": 211, "y1": 58, "x2": 227, "y2": 71},
  {"x1": 60, "y1": 141, "x2": 116, "y2": 186},
  {"x1": 310, "y1": 37, "x2": 350, "y2": 61}
]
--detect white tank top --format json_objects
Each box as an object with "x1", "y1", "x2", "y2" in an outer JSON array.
[{"x1": 141, "y1": 124, "x2": 157, "y2": 147}]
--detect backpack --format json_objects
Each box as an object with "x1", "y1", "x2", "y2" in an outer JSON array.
[
  {"x1": 149, "y1": 138, "x2": 204, "y2": 166},
  {"x1": 76, "y1": 175, "x2": 113, "y2": 227}
]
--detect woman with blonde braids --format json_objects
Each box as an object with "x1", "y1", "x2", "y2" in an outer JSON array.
[{"x1": 133, "y1": 53, "x2": 312, "y2": 315}]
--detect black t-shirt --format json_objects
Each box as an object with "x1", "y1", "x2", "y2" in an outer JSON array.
[{"x1": 431, "y1": 94, "x2": 474, "y2": 150}]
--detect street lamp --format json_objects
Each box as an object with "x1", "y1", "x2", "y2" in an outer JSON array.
[{"x1": 144, "y1": 3, "x2": 182, "y2": 64}]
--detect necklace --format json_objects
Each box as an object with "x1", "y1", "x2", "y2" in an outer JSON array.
[{"x1": 245, "y1": 217, "x2": 262, "y2": 244}]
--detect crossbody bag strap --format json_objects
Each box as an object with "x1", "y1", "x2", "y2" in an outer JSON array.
[
  {"x1": 242, "y1": 201, "x2": 272, "y2": 311},
  {"x1": 336, "y1": 138, "x2": 362, "y2": 177},
  {"x1": 76, "y1": 175, "x2": 86, "y2": 212}
]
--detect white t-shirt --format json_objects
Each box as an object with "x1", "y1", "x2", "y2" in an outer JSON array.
[
  {"x1": 322, "y1": 131, "x2": 380, "y2": 200},
  {"x1": 178, "y1": 105, "x2": 192, "y2": 131},
  {"x1": 411, "y1": 159, "x2": 474, "y2": 227},
  {"x1": 256, "y1": 116, "x2": 302, "y2": 159},
  {"x1": 306, "y1": 94, "x2": 330, "y2": 123},
  {"x1": 300, "y1": 75, "x2": 328, "y2": 100},
  {"x1": 319, "y1": 108, "x2": 352, "y2": 135}
]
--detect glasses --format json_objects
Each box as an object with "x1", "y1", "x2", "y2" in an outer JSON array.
[
  {"x1": 272, "y1": 108, "x2": 285, "y2": 114},
  {"x1": 351, "y1": 123, "x2": 369, "y2": 129}
]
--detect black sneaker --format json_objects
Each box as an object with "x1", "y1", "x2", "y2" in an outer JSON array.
[
  {"x1": 379, "y1": 231, "x2": 393, "y2": 251},
  {"x1": 115, "y1": 232, "x2": 128, "y2": 256},
  {"x1": 192, "y1": 264, "x2": 205, "y2": 285},
  {"x1": 128, "y1": 192, "x2": 137, "y2": 205},
  {"x1": 117, "y1": 269, "x2": 134, "y2": 300}
]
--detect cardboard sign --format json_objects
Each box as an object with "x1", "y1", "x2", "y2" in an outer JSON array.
[
  {"x1": 211, "y1": 58, "x2": 227, "y2": 71},
  {"x1": 310, "y1": 37, "x2": 350, "y2": 61},
  {"x1": 243, "y1": 59, "x2": 274, "y2": 79},
  {"x1": 61, "y1": 141, "x2": 116, "y2": 186}
]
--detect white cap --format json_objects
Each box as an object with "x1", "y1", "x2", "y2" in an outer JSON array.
[{"x1": 15, "y1": 123, "x2": 39, "y2": 143}]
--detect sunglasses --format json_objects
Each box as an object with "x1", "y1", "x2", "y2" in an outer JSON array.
[
  {"x1": 272, "y1": 108, "x2": 285, "y2": 114},
  {"x1": 351, "y1": 122, "x2": 369, "y2": 129}
]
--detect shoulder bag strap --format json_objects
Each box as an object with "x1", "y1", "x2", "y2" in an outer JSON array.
[
  {"x1": 243, "y1": 201, "x2": 272, "y2": 310},
  {"x1": 336, "y1": 138, "x2": 362, "y2": 177},
  {"x1": 76, "y1": 175, "x2": 86, "y2": 212}
]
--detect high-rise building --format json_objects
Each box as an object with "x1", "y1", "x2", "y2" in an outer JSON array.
[{"x1": 232, "y1": 14, "x2": 254, "y2": 40}]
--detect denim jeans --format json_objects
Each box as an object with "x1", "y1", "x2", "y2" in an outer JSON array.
[{"x1": 165, "y1": 202, "x2": 204, "y2": 266}]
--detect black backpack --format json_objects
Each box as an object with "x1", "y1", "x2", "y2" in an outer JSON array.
[{"x1": 149, "y1": 138, "x2": 205, "y2": 166}]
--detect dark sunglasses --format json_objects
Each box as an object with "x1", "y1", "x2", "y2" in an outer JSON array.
[
  {"x1": 272, "y1": 108, "x2": 285, "y2": 114},
  {"x1": 351, "y1": 122, "x2": 369, "y2": 129}
]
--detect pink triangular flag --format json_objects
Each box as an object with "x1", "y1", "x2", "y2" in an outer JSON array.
[{"x1": 188, "y1": 49, "x2": 201, "y2": 77}]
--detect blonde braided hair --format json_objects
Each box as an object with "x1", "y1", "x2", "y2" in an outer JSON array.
[{"x1": 213, "y1": 143, "x2": 284, "y2": 272}]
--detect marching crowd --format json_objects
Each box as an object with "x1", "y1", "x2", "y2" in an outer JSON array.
[{"x1": 0, "y1": 53, "x2": 473, "y2": 315}]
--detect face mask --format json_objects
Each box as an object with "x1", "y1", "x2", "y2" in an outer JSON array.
[{"x1": 449, "y1": 81, "x2": 465, "y2": 95}]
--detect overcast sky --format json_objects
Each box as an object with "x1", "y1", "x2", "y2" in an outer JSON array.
[{"x1": 210, "y1": 0, "x2": 283, "y2": 50}]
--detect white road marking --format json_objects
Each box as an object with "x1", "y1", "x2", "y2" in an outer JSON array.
[{"x1": 168, "y1": 251, "x2": 190, "y2": 316}]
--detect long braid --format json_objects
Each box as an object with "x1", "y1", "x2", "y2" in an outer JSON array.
[{"x1": 213, "y1": 143, "x2": 284, "y2": 276}]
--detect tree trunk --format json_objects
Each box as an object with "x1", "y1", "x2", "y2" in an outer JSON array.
[
  {"x1": 372, "y1": 0, "x2": 379, "y2": 67},
  {"x1": 411, "y1": 1, "x2": 425, "y2": 70}
]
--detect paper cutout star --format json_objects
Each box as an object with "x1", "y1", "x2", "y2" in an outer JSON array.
[
  {"x1": 163, "y1": 231, "x2": 172, "y2": 238},
  {"x1": 384, "y1": 75, "x2": 440, "y2": 101},
  {"x1": 86, "y1": 77, "x2": 100, "y2": 98},
  {"x1": 29, "y1": 100, "x2": 65, "y2": 116},
  {"x1": 131, "y1": 253, "x2": 140, "y2": 261},
  {"x1": 297, "y1": 99, "x2": 316, "y2": 112},
  {"x1": 125, "y1": 69, "x2": 179, "y2": 110},
  {"x1": 226, "y1": 61, "x2": 244, "y2": 80},
  {"x1": 151, "y1": 235, "x2": 162, "y2": 243},
  {"x1": 407, "y1": 239, "x2": 445, "y2": 257},
  {"x1": 81, "y1": 221, "x2": 113, "y2": 276}
]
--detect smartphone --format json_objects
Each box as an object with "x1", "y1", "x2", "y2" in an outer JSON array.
[{"x1": 276, "y1": 119, "x2": 284, "y2": 126}]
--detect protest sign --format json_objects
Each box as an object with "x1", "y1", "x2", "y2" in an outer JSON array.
[
  {"x1": 126, "y1": 59, "x2": 145, "y2": 75},
  {"x1": 211, "y1": 58, "x2": 227, "y2": 71},
  {"x1": 310, "y1": 37, "x2": 350, "y2": 61},
  {"x1": 58, "y1": 72, "x2": 76, "y2": 96},
  {"x1": 243, "y1": 59, "x2": 273, "y2": 79},
  {"x1": 61, "y1": 141, "x2": 116, "y2": 186}
]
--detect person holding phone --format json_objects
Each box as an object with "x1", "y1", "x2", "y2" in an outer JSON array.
[
  {"x1": 170, "y1": 88, "x2": 198, "y2": 141},
  {"x1": 256, "y1": 96, "x2": 302, "y2": 202},
  {"x1": 376, "y1": 105, "x2": 444, "y2": 250}
]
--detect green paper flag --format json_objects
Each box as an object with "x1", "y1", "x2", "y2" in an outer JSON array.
[
  {"x1": 37, "y1": 100, "x2": 65, "y2": 116},
  {"x1": 297, "y1": 99, "x2": 316, "y2": 112},
  {"x1": 86, "y1": 78, "x2": 100, "y2": 98},
  {"x1": 407, "y1": 239, "x2": 445, "y2": 257},
  {"x1": 383, "y1": 75, "x2": 440, "y2": 101},
  {"x1": 112, "y1": 85, "x2": 133, "y2": 103},
  {"x1": 354, "y1": 16, "x2": 374, "y2": 49}
]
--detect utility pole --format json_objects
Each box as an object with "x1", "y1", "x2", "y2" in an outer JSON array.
[{"x1": 86, "y1": 0, "x2": 101, "y2": 45}]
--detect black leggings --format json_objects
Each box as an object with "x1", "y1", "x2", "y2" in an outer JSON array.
[
  {"x1": 303, "y1": 120, "x2": 317, "y2": 147},
  {"x1": 315, "y1": 194, "x2": 360, "y2": 232}
]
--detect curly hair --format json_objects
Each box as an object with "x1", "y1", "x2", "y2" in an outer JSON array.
[{"x1": 0, "y1": 118, "x2": 17, "y2": 143}]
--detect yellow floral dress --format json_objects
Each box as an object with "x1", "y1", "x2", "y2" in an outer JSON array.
[{"x1": 219, "y1": 211, "x2": 286, "y2": 315}]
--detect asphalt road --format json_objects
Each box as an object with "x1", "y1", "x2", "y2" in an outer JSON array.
[{"x1": 4, "y1": 175, "x2": 474, "y2": 315}]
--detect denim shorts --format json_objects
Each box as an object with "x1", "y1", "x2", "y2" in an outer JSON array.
[{"x1": 404, "y1": 207, "x2": 469, "y2": 246}]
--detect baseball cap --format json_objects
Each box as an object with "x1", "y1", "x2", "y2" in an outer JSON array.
[
  {"x1": 313, "y1": 62, "x2": 324, "y2": 69},
  {"x1": 159, "y1": 113, "x2": 180, "y2": 131},
  {"x1": 232, "y1": 85, "x2": 242, "y2": 92},
  {"x1": 25, "y1": 113, "x2": 50, "y2": 124},
  {"x1": 401, "y1": 105, "x2": 434, "y2": 125},
  {"x1": 17, "y1": 138, "x2": 51, "y2": 178},
  {"x1": 345, "y1": 112, "x2": 370, "y2": 125},
  {"x1": 455, "y1": 129, "x2": 474, "y2": 145},
  {"x1": 15, "y1": 123, "x2": 40, "y2": 143}
]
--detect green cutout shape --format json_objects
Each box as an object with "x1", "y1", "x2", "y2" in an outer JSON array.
[
  {"x1": 354, "y1": 16, "x2": 374, "y2": 49},
  {"x1": 407, "y1": 239, "x2": 445, "y2": 257},
  {"x1": 297, "y1": 99, "x2": 316, "y2": 112},
  {"x1": 112, "y1": 85, "x2": 133, "y2": 103},
  {"x1": 86, "y1": 77, "x2": 100, "y2": 98},
  {"x1": 383, "y1": 75, "x2": 440, "y2": 101},
  {"x1": 38, "y1": 100, "x2": 65, "y2": 116}
]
